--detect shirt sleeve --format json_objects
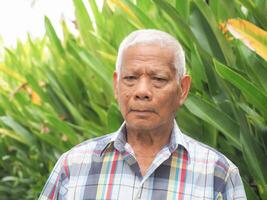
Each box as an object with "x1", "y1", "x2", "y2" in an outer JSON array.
[
  {"x1": 38, "y1": 153, "x2": 69, "y2": 200},
  {"x1": 220, "y1": 168, "x2": 247, "y2": 200}
]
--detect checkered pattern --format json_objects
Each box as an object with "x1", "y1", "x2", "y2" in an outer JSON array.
[{"x1": 39, "y1": 121, "x2": 247, "y2": 200}]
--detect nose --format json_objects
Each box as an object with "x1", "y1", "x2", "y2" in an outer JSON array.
[{"x1": 134, "y1": 77, "x2": 152, "y2": 101}]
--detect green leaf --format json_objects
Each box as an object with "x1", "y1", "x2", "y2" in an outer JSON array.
[
  {"x1": 26, "y1": 74, "x2": 50, "y2": 104},
  {"x1": 73, "y1": 0, "x2": 93, "y2": 30},
  {"x1": 107, "y1": 102, "x2": 123, "y2": 132},
  {"x1": 243, "y1": 179, "x2": 260, "y2": 200},
  {"x1": 55, "y1": 90, "x2": 86, "y2": 126},
  {"x1": 175, "y1": 0, "x2": 190, "y2": 22},
  {"x1": 176, "y1": 107, "x2": 203, "y2": 141},
  {"x1": 184, "y1": 94, "x2": 241, "y2": 149},
  {"x1": 209, "y1": 0, "x2": 235, "y2": 21},
  {"x1": 238, "y1": 110, "x2": 267, "y2": 192},
  {"x1": 44, "y1": 17, "x2": 64, "y2": 56},
  {"x1": 237, "y1": 46, "x2": 267, "y2": 92},
  {"x1": 189, "y1": 44, "x2": 207, "y2": 91},
  {"x1": 238, "y1": 0, "x2": 267, "y2": 29},
  {"x1": 136, "y1": 0, "x2": 151, "y2": 11},
  {"x1": 214, "y1": 59, "x2": 267, "y2": 118},
  {"x1": 73, "y1": 0, "x2": 96, "y2": 49},
  {"x1": 123, "y1": 0, "x2": 158, "y2": 28},
  {"x1": 88, "y1": 0, "x2": 103, "y2": 32},
  {"x1": 0, "y1": 116, "x2": 36, "y2": 146},
  {"x1": 78, "y1": 50, "x2": 113, "y2": 95},
  {"x1": 191, "y1": 0, "x2": 235, "y2": 66},
  {"x1": 0, "y1": 128, "x2": 27, "y2": 145},
  {"x1": 45, "y1": 115, "x2": 79, "y2": 145},
  {"x1": 89, "y1": 101, "x2": 107, "y2": 126},
  {"x1": 153, "y1": 0, "x2": 196, "y2": 48}
]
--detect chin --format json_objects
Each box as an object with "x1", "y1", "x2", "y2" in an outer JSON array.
[{"x1": 126, "y1": 119, "x2": 159, "y2": 131}]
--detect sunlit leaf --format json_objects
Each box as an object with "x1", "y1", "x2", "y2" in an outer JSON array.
[
  {"x1": 0, "y1": 116, "x2": 37, "y2": 146},
  {"x1": 44, "y1": 16, "x2": 64, "y2": 56},
  {"x1": 0, "y1": 64, "x2": 25, "y2": 83},
  {"x1": 108, "y1": 0, "x2": 140, "y2": 23},
  {"x1": 226, "y1": 19, "x2": 267, "y2": 60}
]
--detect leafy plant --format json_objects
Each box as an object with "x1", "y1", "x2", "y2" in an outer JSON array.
[{"x1": 0, "y1": 0, "x2": 266, "y2": 199}]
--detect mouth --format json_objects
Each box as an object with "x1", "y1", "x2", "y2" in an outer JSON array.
[
  {"x1": 128, "y1": 108, "x2": 157, "y2": 118},
  {"x1": 130, "y1": 109, "x2": 155, "y2": 113}
]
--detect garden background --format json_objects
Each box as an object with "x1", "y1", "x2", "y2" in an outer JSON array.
[{"x1": 0, "y1": 0, "x2": 267, "y2": 199}]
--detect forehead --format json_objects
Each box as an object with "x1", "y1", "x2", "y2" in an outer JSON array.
[{"x1": 121, "y1": 44, "x2": 175, "y2": 73}]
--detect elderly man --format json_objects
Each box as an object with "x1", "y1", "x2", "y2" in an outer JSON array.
[{"x1": 39, "y1": 30, "x2": 247, "y2": 199}]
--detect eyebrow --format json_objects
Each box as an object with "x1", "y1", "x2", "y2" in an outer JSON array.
[
  {"x1": 121, "y1": 69, "x2": 172, "y2": 79},
  {"x1": 149, "y1": 70, "x2": 170, "y2": 76}
]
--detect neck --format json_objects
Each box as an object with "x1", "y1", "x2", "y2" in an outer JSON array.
[{"x1": 126, "y1": 122, "x2": 174, "y2": 156}]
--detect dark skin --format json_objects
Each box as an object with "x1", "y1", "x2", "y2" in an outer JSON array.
[{"x1": 113, "y1": 44, "x2": 191, "y2": 176}]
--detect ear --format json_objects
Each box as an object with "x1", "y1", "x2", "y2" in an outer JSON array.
[
  {"x1": 113, "y1": 71, "x2": 118, "y2": 100},
  {"x1": 178, "y1": 75, "x2": 191, "y2": 106}
]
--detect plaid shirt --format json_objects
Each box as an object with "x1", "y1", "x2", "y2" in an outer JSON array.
[{"x1": 39, "y1": 121, "x2": 247, "y2": 200}]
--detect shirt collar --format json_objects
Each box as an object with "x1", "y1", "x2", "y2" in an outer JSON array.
[
  {"x1": 99, "y1": 120, "x2": 190, "y2": 159},
  {"x1": 168, "y1": 120, "x2": 189, "y2": 154}
]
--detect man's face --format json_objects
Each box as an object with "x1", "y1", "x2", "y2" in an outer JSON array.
[{"x1": 114, "y1": 44, "x2": 190, "y2": 131}]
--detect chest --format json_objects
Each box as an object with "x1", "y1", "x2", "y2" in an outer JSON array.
[
  {"x1": 61, "y1": 152, "x2": 216, "y2": 200},
  {"x1": 135, "y1": 155, "x2": 154, "y2": 176}
]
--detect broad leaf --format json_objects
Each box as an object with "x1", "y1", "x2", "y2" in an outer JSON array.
[
  {"x1": 184, "y1": 94, "x2": 241, "y2": 150},
  {"x1": 226, "y1": 19, "x2": 267, "y2": 61},
  {"x1": 214, "y1": 59, "x2": 267, "y2": 118}
]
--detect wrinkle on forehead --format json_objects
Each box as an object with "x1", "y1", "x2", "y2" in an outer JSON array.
[{"x1": 121, "y1": 44, "x2": 176, "y2": 72}]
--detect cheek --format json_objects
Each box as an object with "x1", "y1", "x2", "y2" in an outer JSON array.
[
  {"x1": 158, "y1": 91, "x2": 179, "y2": 112},
  {"x1": 120, "y1": 90, "x2": 130, "y2": 101},
  {"x1": 117, "y1": 90, "x2": 130, "y2": 110}
]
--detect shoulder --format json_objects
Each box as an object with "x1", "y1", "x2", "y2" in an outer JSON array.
[
  {"x1": 70, "y1": 132, "x2": 115, "y2": 153},
  {"x1": 181, "y1": 133, "x2": 244, "y2": 196},
  {"x1": 59, "y1": 132, "x2": 116, "y2": 166},
  {"x1": 182, "y1": 133, "x2": 237, "y2": 174},
  {"x1": 39, "y1": 133, "x2": 116, "y2": 199}
]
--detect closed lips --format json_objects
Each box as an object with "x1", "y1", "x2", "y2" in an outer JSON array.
[{"x1": 130, "y1": 109, "x2": 155, "y2": 113}]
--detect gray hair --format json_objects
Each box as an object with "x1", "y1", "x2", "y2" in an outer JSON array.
[{"x1": 115, "y1": 29, "x2": 186, "y2": 80}]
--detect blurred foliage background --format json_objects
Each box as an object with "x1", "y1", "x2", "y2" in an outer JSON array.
[{"x1": 0, "y1": 0, "x2": 267, "y2": 199}]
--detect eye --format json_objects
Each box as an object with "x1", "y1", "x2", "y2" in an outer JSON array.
[
  {"x1": 122, "y1": 75, "x2": 138, "y2": 86},
  {"x1": 124, "y1": 76, "x2": 137, "y2": 81},
  {"x1": 152, "y1": 77, "x2": 166, "y2": 82},
  {"x1": 152, "y1": 76, "x2": 168, "y2": 87}
]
